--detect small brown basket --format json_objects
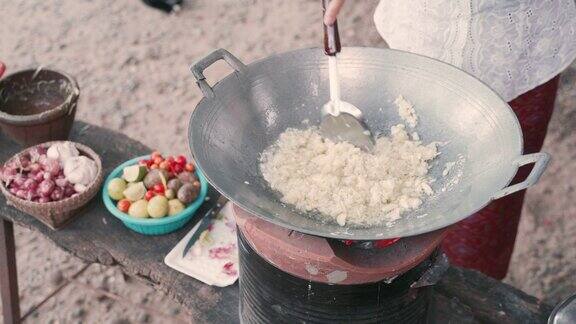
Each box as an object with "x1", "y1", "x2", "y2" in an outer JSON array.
[{"x1": 0, "y1": 141, "x2": 103, "y2": 229}]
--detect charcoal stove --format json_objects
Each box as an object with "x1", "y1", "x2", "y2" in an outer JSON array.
[{"x1": 233, "y1": 205, "x2": 448, "y2": 323}]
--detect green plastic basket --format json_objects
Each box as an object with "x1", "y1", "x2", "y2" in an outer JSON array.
[{"x1": 102, "y1": 156, "x2": 208, "y2": 235}]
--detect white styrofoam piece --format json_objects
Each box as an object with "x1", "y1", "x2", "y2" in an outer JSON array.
[{"x1": 164, "y1": 202, "x2": 238, "y2": 287}]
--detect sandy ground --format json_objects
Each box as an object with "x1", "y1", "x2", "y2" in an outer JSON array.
[{"x1": 0, "y1": 0, "x2": 575, "y2": 322}]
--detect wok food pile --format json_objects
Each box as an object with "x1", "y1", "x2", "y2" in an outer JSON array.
[{"x1": 260, "y1": 96, "x2": 439, "y2": 227}]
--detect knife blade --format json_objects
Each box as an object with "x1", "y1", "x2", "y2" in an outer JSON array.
[{"x1": 182, "y1": 195, "x2": 229, "y2": 258}]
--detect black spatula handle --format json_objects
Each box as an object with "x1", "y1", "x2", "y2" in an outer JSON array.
[{"x1": 322, "y1": 0, "x2": 341, "y2": 56}]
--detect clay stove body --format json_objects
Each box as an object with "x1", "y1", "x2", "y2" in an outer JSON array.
[{"x1": 233, "y1": 205, "x2": 448, "y2": 323}]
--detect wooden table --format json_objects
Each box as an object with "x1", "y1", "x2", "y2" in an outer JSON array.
[{"x1": 0, "y1": 122, "x2": 553, "y2": 323}]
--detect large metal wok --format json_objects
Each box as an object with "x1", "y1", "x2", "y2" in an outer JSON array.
[{"x1": 188, "y1": 47, "x2": 550, "y2": 240}]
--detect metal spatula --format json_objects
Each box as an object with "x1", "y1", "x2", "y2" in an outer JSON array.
[{"x1": 319, "y1": 0, "x2": 374, "y2": 152}]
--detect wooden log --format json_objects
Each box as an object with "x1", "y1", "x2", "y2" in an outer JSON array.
[{"x1": 435, "y1": 267, "x2": 553, "y2": 324}]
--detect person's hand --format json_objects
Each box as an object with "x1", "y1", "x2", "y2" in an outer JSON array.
[
  {"x1": 323, "y1": 0, "x2": 345, "y2": 26},
  {"x1": 0, "y1": 61, "x2": 5, "y2": 78}
]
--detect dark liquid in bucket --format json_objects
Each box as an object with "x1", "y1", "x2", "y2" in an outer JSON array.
[{"x1": 0, "y1": 81, "x2": 68, "y2": 116}]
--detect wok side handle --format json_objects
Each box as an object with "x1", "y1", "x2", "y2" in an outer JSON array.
[
  {"x1": 190, "y1": 49, "x2": 247, "y2": 99},
  {"x1": 492, "y1": 152, "x2": 551, "y2": 200}
]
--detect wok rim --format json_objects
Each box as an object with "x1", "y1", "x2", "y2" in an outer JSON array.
[{"x1": 188, "y1": 46, "x2": 524, "y2": 240}]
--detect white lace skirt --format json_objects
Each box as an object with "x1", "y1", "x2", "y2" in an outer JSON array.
[{"x1": 374, "y1": 0, "x2": 576, "y2": 101}]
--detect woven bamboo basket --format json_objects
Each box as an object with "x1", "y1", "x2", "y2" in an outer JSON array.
[{"x1": 0, "y1": 141, "x2": 103, "y2": 229}]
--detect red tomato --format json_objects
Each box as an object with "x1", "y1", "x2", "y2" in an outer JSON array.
[
  {"x1": 153, "y1": 156, "x2": 164, "y2": 165},
  {"x1": 166, "y1": 156, "x2": 175, "y2": 164},
  {"x1": 185, "y1": 163, "x2": 195, "y2": 172},
  {"x1": 159, "y1": 161, "x2": 170, "y2": 170},
  {"x1": 151, "y1": 151, "x2": 162, "y2": 160},
  {"x1": 173, "y1": 164, "x2": 183, "y2": 174},
  {"x1": 153, "y1": 183, "x2": 165, "y2": 194},
  {"x1": 145, "y1": 190, "x2": 155, "y2": 201},
  {"x1": 117, "y1": 199, "x2": 131, "y2": 213},
  {"x1": 176, "y1": 155, "x2": 187, "y2": 165}
]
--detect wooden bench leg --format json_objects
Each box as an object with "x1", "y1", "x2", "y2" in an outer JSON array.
[{"x1": 0, "y1": 219, "x2": 20, "y2": 324}]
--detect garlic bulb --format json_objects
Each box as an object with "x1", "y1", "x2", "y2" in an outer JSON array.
[
  {"x1": 74, "y1": 183, "x2": 87, "y2": 193},
  {"x1": 47, "y1": 142, "x2": 79, "y2": 164},
  {"x1": 64, "y1": 156, "x2": 98, "y2": 185}
]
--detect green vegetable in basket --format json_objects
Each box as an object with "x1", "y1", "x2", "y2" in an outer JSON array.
[
  {"x1": 123, "y1": 182, "x2": 147, "y2": 202},
  {"x1": 128, "y1": 199, "x2": 149, "y2": 218},
  {"x1": 107, "y1": 178, "x2": 127, "y2": 200},
  {"x1": 165, "y1": 189, "x2": 176, "y2": 200},
  {"x1": 168, "y1": 199, "x2": 185, "y2": 216},
  {"x1": 123, "y1": 165, "x2": 147, "y2": 182},
  {"x1": 148, "y1": 195, "x2": 169, "y2": 218}
]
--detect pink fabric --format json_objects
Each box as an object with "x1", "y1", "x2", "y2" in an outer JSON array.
[{"x1": 441, "y1": 75, "x2": 560, "y2": 279}]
